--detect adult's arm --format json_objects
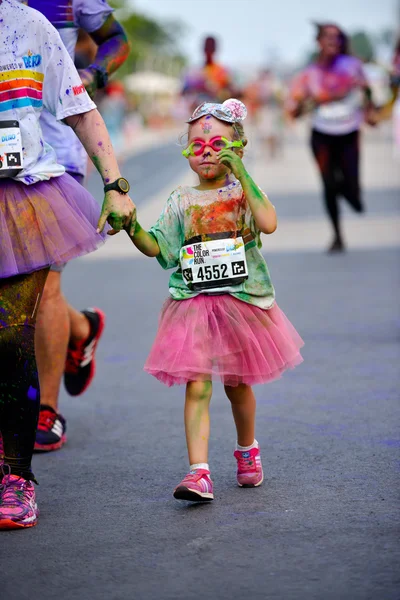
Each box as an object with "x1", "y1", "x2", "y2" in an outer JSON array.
[
  {"x1": 79, "y1": 15, "x2": 130, "y2": 98},
  {"x1": 64, "y1": 109, "x2": 135, "y2": 233}
]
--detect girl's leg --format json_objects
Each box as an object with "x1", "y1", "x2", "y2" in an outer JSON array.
[
  {"x1": 225, "y1": 384, "x2": 263, "y2": 488},
  {"x1": 174, "y1": 380, "x2": 214, "y2": 502},
  {"x1": 224, "y1": 383, "x2": 256, "y2": 447},
  {"x1": 311, "y1": 130, "x2": 344, "y2": 248},
  {"x1": 184, "y1": 380, "x2": 212, "y2": 466},
  {"x1": 0, "y1": 268, "x2": 49, "y2": 482}
]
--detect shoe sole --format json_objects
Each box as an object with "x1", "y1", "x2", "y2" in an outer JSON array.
[
  {"x1": 65, "y1": 307, "x2": 106, "y2": 397},
  {"x1": 34, "y1": 434, "x2": 67, "y2": 453},
  {"x1": 0, "y1": 518, "x2": 38, "y2": 529},
  {"x1": 238, "y1": 473, "x2": 264, "y2": 488},
  {"x1": 173, "y1": 486, "x2": 214, "y2": 502}
]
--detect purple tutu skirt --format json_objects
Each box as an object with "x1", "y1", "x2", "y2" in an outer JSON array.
[
  {"x1": 144, "y1": 294, "x2": 304, "y2": 387},
  {"x1": 0, "y1": 173, "x2": 109, "y2": 279}
]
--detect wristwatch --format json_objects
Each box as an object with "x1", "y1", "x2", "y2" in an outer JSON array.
[{"x1": 103, "y1": 177, "x2": 130, "y2": 194}]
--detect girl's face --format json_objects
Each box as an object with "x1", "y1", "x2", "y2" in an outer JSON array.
[
  {"x1": 318, "y1": 26, "x2": 342, "y2": 58},
  {"x1": 186, "y1": 116, "x2": 240, "y2": 182}
]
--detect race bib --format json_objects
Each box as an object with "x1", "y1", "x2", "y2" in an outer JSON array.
[
  {"x1": 317, "y1": 90, "x2": 362, "y2": 123},
  {"x1": 0, "y1": 121, "x2": 23, "y2": 177},
  {"x1": 180, "y1": 237, "x2": 248, "y2": 291}
]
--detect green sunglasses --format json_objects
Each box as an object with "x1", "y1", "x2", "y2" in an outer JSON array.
[{"x1": 182, "y1": 136, "x2": 243, "y2": 158}]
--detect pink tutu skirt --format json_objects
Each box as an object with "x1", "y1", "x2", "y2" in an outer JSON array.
[
  {"x1": 0, "y1": 174, "x2": 109, "y2": 279},
  {"x1": 144, "y1": 294, "x2": 304, "y2": 387}
]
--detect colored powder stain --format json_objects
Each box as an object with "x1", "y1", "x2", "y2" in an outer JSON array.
[
  {"x1": 66, "y1": 89, "x2": 70, "y2": 95},
  {"x1": 97, "y1": 141, "x2": 103, "y2": 147},
  {"x1": 27, "y1": 386, "x2": 38, "y2": 401},
  {"x1": 187, "y1": 198, "x2": 245, "y2": 237}
]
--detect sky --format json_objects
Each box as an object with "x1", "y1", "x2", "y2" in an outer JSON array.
[{"x1": 131, "y1": 0, "x2": 398, "y2": 70}]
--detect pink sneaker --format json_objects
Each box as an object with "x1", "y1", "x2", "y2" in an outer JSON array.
[
  {"x1": 0, "y1": 466, "x2": 39, "y2": 529},
  {"x1": 173, "y1": 469, "x2": 214, "y2": 502},
  {"x1": 234, "y1": 447, "x2": 264, "y2": 487}
]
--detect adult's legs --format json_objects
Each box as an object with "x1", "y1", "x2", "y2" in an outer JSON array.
[
  {"x1": 0, "y1": 269, "x2": 49, "y2": 481},
  {"x1": 311, "y1": 129, "x2": 344, "y2": 250},
  {"x1": 336, "y1": 130, "x2": 364, "y2": 213},
  {"x1": 35, "y1": 269, "x2": 90, "y2": 411}
]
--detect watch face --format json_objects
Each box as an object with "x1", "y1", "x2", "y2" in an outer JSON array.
[{"x1": 118, "y1": 178, "x2": 130, "y2": 193}]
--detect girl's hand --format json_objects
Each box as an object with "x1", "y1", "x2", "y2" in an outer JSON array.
[
  {"x1": 97, "y1": 190, "x2": 136, "y2": 234},
  {"x1": 217, "y1": 149, "x2": 246, "y2": 180}
]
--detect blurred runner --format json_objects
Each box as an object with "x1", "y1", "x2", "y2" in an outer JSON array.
[
  {"x1": 181, "y1": 35, "x2": 236, "y2": 114},
  {"x1": 248, "y1": 69, "x2": 284, "y2": 158},
  {"x1": 24, "y1": 0, "x2": 130, "y2": 452},
  {"x1": 286, "y1": 23, "x2": 378, "y2": 253},
  {"x1": 99, "y1": 80, "x2": 128, "y2": 155}
]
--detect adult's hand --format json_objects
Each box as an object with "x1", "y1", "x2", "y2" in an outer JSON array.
[{"x1": 97, "y1": 190, "x2": 136, "y2": 234}]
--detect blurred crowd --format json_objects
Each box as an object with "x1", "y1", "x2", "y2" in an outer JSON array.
[{"x1": 75, "y1": 28, "x2": 400, "y2": 159}]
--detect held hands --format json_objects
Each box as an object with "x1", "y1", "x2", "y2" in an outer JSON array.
[
  {"x1": 97, "y1": 190, "x2": 137, "y2": 235},
  {"x1": 217, "y1": 149, "x2": 247, "y2": 180}
]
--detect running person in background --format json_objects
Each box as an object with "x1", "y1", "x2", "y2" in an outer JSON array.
[
  {"x1": 181, "y1": 36, "x2": 235, "y2": 114},
  {"x1": 286, "y1": 23, "x2": 377, "y2": 253},
  {"x1": 23, "y1": 0, "x2": 130, "y2": 452},
  {"x1": 0, "y1": 0, "x2": 135, "y2": 529},
  {"x1": 120, "y1": 99, "x2": 303, "y2": 502}
]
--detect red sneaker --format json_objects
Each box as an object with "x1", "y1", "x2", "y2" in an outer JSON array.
[
  {"x1": 34, "y1": 405, "x2": 67, "y2": 452},
  {"x1": 64, "y1": 308, "x2": 105, "y2": 396}
]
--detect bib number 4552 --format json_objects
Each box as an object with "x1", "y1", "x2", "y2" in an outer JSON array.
[{"x1": 197, "y1": 264, "x2": 228, "y2": 281}]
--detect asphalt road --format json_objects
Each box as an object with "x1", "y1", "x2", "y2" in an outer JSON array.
[{"x1": 1, "y1": 136, "x2": 399, "y2": 600}]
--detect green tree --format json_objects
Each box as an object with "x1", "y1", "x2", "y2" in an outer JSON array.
[
  {"x1": 350, "y1": 31, "x2": 375, "y2": 62},
  {"x1": 109, "y1": 0, "x2": 186, "y2": 78}
]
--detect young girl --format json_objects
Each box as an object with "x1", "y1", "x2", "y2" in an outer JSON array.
[{"x1": 122, "y1": 99, "x2": 303, "y2": 502}]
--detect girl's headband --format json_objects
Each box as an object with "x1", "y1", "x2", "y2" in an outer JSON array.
[{"x1": 187, "y1": 98, "x2": 247, "y2": 124}]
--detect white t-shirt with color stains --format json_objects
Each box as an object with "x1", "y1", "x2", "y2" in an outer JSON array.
[
  {"x1": 0, "y1": 0, "x2": 96, "y2": 183},
  {"x1": 25, "y1": 0, "x2": 113, "y2": 176}
]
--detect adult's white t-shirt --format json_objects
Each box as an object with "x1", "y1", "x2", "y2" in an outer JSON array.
[
  {"x1": 0, "y1": 0, "x2": 96, "y2": 184},
  {"x1": 24, "y1": 0, "x2": 113, "y2": 177}
]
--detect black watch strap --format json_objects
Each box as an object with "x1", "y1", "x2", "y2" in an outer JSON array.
[{"x1": 103, "y1": 177, "x2": 130, "y2": 194}]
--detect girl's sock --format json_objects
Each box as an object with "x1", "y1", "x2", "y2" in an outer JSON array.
[
  {"x1": 190, "y1": 463, "x2": 210, "y2": 472},
  {"x1": 236, "y1": 439, "x2": 259, "y2": 452}
]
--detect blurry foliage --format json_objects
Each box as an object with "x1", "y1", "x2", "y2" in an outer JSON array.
[
  {"x1": 109, "y1": 0, "x2": 187, "y2": 77},
  {"x1": 350, "y1": 32, "x2": 375, "y2": 62}
]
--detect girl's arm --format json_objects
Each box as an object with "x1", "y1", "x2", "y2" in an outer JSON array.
[
  {"x1": 217, "y1": 150, "x2": 277, "y2": 234},
  {"x1": 126, "y1": 221, "x2": 160, "y2": 257},
  {"x1": 238, "y1": 172, "x2": 277, "y2": 234}
]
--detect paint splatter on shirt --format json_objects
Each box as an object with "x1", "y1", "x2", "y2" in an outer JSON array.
[
  {"x1": 149, "y1": 177, "x2": 275, "y2": 309},
  {"x1": 25, "y1": 0, "x2": 113, "y2": 176},
  {"x1": 0, "y1": 0, "x2": 96, "y2": 183}
]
